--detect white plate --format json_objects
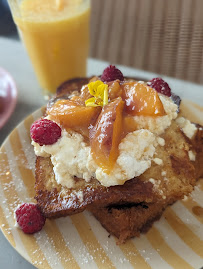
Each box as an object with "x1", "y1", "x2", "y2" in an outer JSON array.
[{"x1": 0, "y1": 101, "x2": 203, "y2": 269}]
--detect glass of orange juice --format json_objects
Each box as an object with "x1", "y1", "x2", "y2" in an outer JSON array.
[{"x1": 8, "y1": 0, "x2": 90, "y2": 96}]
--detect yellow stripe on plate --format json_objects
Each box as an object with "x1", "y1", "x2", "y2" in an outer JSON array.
[
  {"x1": 9, "y1": 128, "x2": 36, "y2": 198},
  {"x1": 119, "y1": 240, "x2": 151, "y2": 269},
  {"x1": 44, "y1": 219, "x2": 80, "y2": 268},
  {"x1": 0, "y1": 147, "x2": 18, "y2": 247},
  {"x1": 165, "y1": 208, "x2": 203, "y2": 258},
  {"x1": 181, "y1": 198, "x2": 203, "y2": 224},
  {"x1": 0, "y1": 146, "x2": 51, "y2": 269},
  {"x1": 146, "y1": 226, "x2": 193, "y2": 269},
  {"x1": 71, "y1": 213, "x2": 116, "y2": 269}
]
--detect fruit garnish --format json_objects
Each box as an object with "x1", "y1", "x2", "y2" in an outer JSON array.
[
  {"x1": 101, "y1": 65, "x2": 124, "y2": 82},
  {"x1": 122, "y1": 82, "x2": 166, "y2": 116},
  {"x1": 147, "y1": 77, "x2": 171, "y2": 97},
  {"x1": 15, "y1": 203, "x2": 46, "y2": 234},
  {"x1": 108, "y1": 80, "x2": 123, "y2": 100},
  {"x1": 85, "y1": 80, "x2": 108, "y2": 107},
  {"x1": 90, "y1": 98, "x2": 124, "y2": 172},
  {"x1": 47, "y1": 99, "x2": 101, "y2": 131},
  {"x1": 30, "y1": 119, "x2": 61, "y2": 146}
]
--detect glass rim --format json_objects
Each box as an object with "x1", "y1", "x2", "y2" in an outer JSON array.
[{"x1": 7, "y1": 0, "x2": 90, "y2": 19}]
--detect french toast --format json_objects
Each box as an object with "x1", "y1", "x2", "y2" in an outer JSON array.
[
  {"x1": 32, "y1": 74, "x2": 203, "y2": 243},
  {"x1": 90, "y1": 202, "x2": 169, "y2": 244}
]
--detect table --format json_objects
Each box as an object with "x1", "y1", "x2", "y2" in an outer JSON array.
[{"x1": 0, "y1": 37, "x2": 202, "y2": 269}]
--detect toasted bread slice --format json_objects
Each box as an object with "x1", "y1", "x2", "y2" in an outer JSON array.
[
  {"x1": 35, "y1": 156, "x2": 155, "y2": 217},
  {"x1": 34, "y1": 78, "x2": 203, "y2": 218},
  {"x1": 89, "y1": 202, "x2": 169, "y2": 244}
]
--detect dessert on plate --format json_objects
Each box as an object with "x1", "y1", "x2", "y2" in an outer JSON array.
[{"x1": 29, "y1": 65, "x2": 203, "y2": 244}]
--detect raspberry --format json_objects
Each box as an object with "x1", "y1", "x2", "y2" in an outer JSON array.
[
  {"x1": 30, "y1": 119, "x2": 61, "y2": 146},
  {"x1": 101, "y1": 65, "x2": 124, "y2": 82},
  {"x1": 15, "y1": 203, "x2": 46, "y2": 234},
  {"x1": 147, "y1": 78, "x2": 171, "y2": 97}
]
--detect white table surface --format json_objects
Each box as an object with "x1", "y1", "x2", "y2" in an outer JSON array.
[{"x1": 0, "y1": 37, "x2": 202, "y2": 269}]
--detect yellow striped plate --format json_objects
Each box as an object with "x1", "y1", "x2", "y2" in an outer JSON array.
[{"x1": 0, "y1": 102, "x2": 203, "y2": 269}]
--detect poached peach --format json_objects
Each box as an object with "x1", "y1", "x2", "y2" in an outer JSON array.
[
  {"x1": 90, "y1": 97, "x2": 124, "y2": 172},
  {"x1": 47, "y1": 99, "x2": 101, "y2": 132},
  {"x1": 122, "y1": 82, "x2": 166, "y2": 116}
]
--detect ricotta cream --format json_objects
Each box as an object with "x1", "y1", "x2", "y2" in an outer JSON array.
[
  {"x1": 33, "y1": 129, "x2": 157, "y2": 188},
  {"x1": 32, "y1": 95, "x2": 178, "y2": 188}
]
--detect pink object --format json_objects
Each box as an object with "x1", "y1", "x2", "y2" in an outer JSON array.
[
  {"x1": 15, "y1": 203, "x2": 46, "y2": 234},
  {"x1": 101, "y1": 65, "x2": 124, "y2": 82},
  {"x1": 30, "y1": 119, "x2": 62, "y2": 146},
  {"x1": 0, "y1": 67, "x2": 17, "y2": 129},
  {"x1": 147, "y1": 77, "x2": 171, "y2": 97}
]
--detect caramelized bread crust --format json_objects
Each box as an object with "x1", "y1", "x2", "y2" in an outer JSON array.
[
  {"x1": 34, "y1": 77, "x2": 203, "y2": 218},
  {"x1": 89, "y1": 202, "x2": 170, "y2": 244},
  {"x1": 191, "y1": 127, "x2": 203, "y2": 178},
  {"x1": 35, "y1": 156, "x2": 155, "y2": 217}
]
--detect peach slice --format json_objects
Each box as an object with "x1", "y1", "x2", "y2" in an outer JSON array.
[
  {"x1": 47, "y1": 99, "x2": 101, "y2": 132},
  {"x1": 108, "y1": 80, "x2": 122, "y2": 100},
  {"x1": 123, "y1": 115, "x2": 137, "y2": 134},
  {"x1": 90, "y1": 97, "x2": 124, "y2": 172},
  {"x1": 122, "y1": 82, "x2": 166, "y2": 116}
]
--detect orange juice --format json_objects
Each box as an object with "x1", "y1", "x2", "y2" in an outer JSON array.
[{"x1": 13, "y1": 0, "x2": 90, "y2": 94}]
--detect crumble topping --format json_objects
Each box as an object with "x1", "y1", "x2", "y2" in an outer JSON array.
[
  {"x1": 153, "y1": 158, "x2": 163, "y2": 165},
  {"x1": 157, "y1": 137, "x2": 165, "y2": 146},
  {"x1": 188, "y1": 150, "x2": 196, "y2": 161},
  {"x1": 161, "y1": 171, "x2": 167, "y2": 176},
  {"x1": 176, "y1": 117, "x2": 197, "y2": 139}
]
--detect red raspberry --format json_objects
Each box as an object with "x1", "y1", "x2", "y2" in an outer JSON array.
[
  {"x1": 147, "y1": 78, "x2": 171, "y2": 97},
  {"x1": 30, "y1": 119, "x2": 61, "y2": 146},
  {"x1": 101, "y1": 65, "x2": 124, "y2": 82},
  {"x1": 15, "y1": 203, "x2": 46, "y2": 234}
]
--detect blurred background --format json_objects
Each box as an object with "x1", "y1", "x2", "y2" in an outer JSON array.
[{"x1": 1, "y1": 0, "x2": 203, "y2": 84}]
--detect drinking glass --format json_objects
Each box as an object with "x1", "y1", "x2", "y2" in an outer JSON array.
[{"x1": 8, "y1": 0, "x2": 90, "y2": 97}]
